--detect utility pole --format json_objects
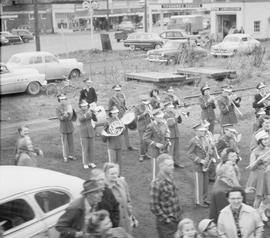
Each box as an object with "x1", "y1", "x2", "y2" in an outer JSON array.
[
  {"x1": 106, "y1": 0, "x2": 110, "y2": 31},
  {"x1": 34, "y1": 0, "x2": 41, "y2": 51},
  {"x1": 144, "y1": 0, "x2": 148, "y2": 32}
]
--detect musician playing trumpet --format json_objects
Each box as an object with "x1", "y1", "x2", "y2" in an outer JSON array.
[
  {"x1": 217, "y1": 85, "x2": 241, "y2": 126},
  {"x1": 246, "y1": 130, "x2": 270, "y2": 220},
  {"x1": 187, "y1": 123, "x2": 214, "y2": 208},
  {"x1": 199, "y1": 84, "x2": 216, "y2": 133},
  {"x1": 253, "y1": 82, "x2": 270, "y2": 116},
  {"x1": 78, "y1": 100, "x2": 97, "y2": 169}
]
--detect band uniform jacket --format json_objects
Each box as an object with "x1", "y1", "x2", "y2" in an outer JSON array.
[
  {"x1": 217, "y1": 95, "x2": 239, "y2": 125},
  {"x1": 104, "y1": 117, "x2": 124, "y2": 150},
  {"x1": 149, "y1": 96, "x2": 161, "y2": 110},
  {"x1": 143, "y1": 120, "x2": 170, "y2": 157},
  {"x1": 134, "y1": 103, "x2": 151, "y2": 132},
  {"x1": 199, "y1": 95, "x2": 216, "y2": 121},
  {"x1": 253, "y1": 93, "x2": 270, "y2": 115},
  {"x1": 79, "y1": 87, "x2": 97, "y2": 105},
  {"x1": 164, "y1": 109, "x2": 180, "y2": 139},
  {"x1": 77, "y1": 109, "x2": 97, "y2": 138},
  {"x1": 187, "y1": 136, "x2": 212, "y2": 172},
  {"x1": 56, "y1": 103, "x2": 74, "y2": 134},
  {"x1": 108, "y1": 93, "x2": 127, "y2": 118}
]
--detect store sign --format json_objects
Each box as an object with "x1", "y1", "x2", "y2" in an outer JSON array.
[
  {"x1": 161, "y1": 3, "x2": 202, "y2": 9},
  {"x1": 211, "y1": 7, "x2": 241, "y2": 11}
]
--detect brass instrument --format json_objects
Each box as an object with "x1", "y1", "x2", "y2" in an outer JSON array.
[
  {"x1": 246, "y1": 148, "x2": 270, "y2": 169},
  {"x1": 102, "y1": 117, "x2": 125, "y2": 137},
  {"x1": 202, "y1": 134, "x2": 217, "y2": 172},
  {"x1": 258, "y1": 92, "x2": 270, "y2": 104}
]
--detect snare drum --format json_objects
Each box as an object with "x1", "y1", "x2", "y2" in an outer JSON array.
[{"x1": 120, "y1": 111, "x2": 137, "y2": 130}]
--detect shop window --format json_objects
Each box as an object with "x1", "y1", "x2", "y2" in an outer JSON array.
[
  {"x1": 34, "y1": 190, "x2": 70, "y2": 213},
  {"x1": 254, "y1": 21, "x2": 260, "y2": 32},
  {"x1": 29, "y1": 13, "x2": 34, "y2": 20},
  {"x1": 0, "y1": 199, "x2": 35, "y2": 232}
]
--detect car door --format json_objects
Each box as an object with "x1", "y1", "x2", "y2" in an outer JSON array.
[
  {"x1": 0, "y1": 196, "x2": 49, "y2": 238},
  {"x1": 27, "y1": 55, "x2": 46, "y2": 75},
  {"x1": 30, "y1": 188, "x2": 72, "y2": 238},
  {"x1": 44, "y1": 54, "x2": 65, "y2": 80}
]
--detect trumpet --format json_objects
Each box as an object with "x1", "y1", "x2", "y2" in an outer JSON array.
[
  {"x1": 246, "y1": 148, "x2": 270, "y2": 169},
  {"x1": 258, "y1": 92, "x2": 270, "y2": 105}
]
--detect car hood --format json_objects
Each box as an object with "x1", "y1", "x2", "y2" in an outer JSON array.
[{"x1": 212, "y1": 42, "x2": 239, "y2": 50}]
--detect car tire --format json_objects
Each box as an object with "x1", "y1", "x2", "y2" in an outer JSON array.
[
  {"x1": 27, "y1": 81, "x2": 41, "y2": 95},
  {"x1": 167, "y1": 57, "x2": 177, "y2": 65},
  {"x1": 130, "y1": 45, "x2": 136, "y2": 51},
  {"x1": 69, "y1": 69, "x2": 80, "y2": 80},
  {"x1": 155, "y1": 44, "x2": 162, "y2": 49}
]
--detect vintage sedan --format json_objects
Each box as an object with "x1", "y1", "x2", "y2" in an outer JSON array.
[
  {"x1": 0, "y1": 166, "x2": 84, "y2": 238},
  {"x1": 124, "y1": 32, "x2": 164, "y2": 51},
  {"x1": 0, "y1": 31, "x2": 22, "y2": 44},
  {"x1": 11, "y1": 29, "x2": 34, "y2": 43},
  {"x1": 7, "y1": 51, "x2": 85, "y2": 81},
  {"x1": 211, "y1": 34, "x2": 261, "y2": 57},
  {"x1": 159, "y1": 29, "x2": 201, "y2": 44},
  {"x1": 0, "y1": 63, "x2": 47, "y2": 95},
  {"x1": 147, "y1": 40, "x2": 207, "y2": 65}
]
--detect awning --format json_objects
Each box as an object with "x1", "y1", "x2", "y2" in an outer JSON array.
[{"x1": 0, "y1": 15, "x2": 18, "y2": 19}]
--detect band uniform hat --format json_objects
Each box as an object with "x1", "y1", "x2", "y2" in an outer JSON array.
[
  {"x1": 222, "y1": 85, "x2": 233, "y2": 93},
  {"x1": 80, "y1": 100, "x2": 88, "y2": 107},
  {"x1": 201, "y1": 83, "x2": 210, "y2": 92},
  {"x1": 167, "y1": 86, "x2": 174, "y2": 93},
  {"x1": 255, "y1": 130, "x2": 269, "y2": 141},
  {"x1": 192, "y1": 123, "x2": 207, "y2": 131},
  {"x1": 256, "y1": 108, "x2": 266, "y2": 116},
  {"x1": 256, "y1": 82, "x2": 266, "y2": 90},
  {"x1": 57, "y1": 93, "x2": 67, "y2": 100},
  {"x1": 112, "y1": 84, "x2": 122, "y2": 91},
  {"x1": 153, "y1": 109, "x2": 164, "y2": 118},
  {"x1": 81, "y1": 179, "x2": 104, "y2": 195},
  {"x1": 198, "y1": 219, "x2": 213, "y2": 233},
  {"x1": 110, "y1": 106, "x2": 119, "y2": 114},
  {"x1": 222, "y1": 123, "x2": 237, "y2": 133},
  {"x1": 139, "y1": 95, "x2": 149, "y2": 103}
]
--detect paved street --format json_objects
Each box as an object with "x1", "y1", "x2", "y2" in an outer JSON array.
[{"x1": 1, "y1": 31, "x2": 126, "y2": 62}]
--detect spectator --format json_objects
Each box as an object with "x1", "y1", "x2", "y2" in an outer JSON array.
[
  {"x1": 209, "y1": 163, "x2": 240, "y2": 224},
  {"x1": 198, "y1": 219, "x2": 219, "y2": 238},
  {"x1": 103, "y1": 163, "x2": 137, "y2": 233},
  {"x1": 174, "y1": 218, "x2": 200, "y2": 238},
  {"x1": 79, "y1": 78, "x2": 97, "y2": 106},
  {"x1": 86, "y1": 210, "x2": 133, "y2": 238},
  {"x1": 56, "y1": 180, "x2": 104, "y2": 238},
  {"x1": 90, "y1": 169, "x2": 120, "y2": 228},
  {"x1": 217, "y1": 187, "x2": 264, "y2": 238},
  {"x1": 150, "y1": 154, "x2": 182, "y2": 238}
]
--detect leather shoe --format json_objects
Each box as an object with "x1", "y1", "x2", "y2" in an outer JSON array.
[
  {"x1": 144, "y1": 154, "x2": 152, "y2": 160},
  {"x1": 204, "y1": 200, "x2": 210, "y2": 205},
  {"x1": 139, "y1": 156, "x2": 144, "y2": 162}
]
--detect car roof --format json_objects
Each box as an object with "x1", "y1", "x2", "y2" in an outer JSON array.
[
  {"x1": 11, "y1": 51, "x2": 53, "y2": 58},
  {"x1": 226, "y1": 33, "x2": 251, "y2": 38},
  {"x1": 0, "y1": 166, "x2": 84, "y2": 201}
]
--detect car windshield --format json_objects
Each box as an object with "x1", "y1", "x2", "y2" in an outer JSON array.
[
  {"x1": 163, "y1": 41, "x2": 184, "y2": 49},
  {"x1": 223, "y1": 36, "x2": 240, "y2": 42},
  {"x1": 8, "y1": 56, "x2": 22, "y2": 64}
]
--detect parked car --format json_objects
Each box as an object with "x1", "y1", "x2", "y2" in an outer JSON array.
[
  {"x1": 0, "y1": 63, "x2": 47, "y2": 95},
  {"x1": 0, "y1": 35, "x2": 9, "y2": 45},
  {"x1": 0, "y1": 31, "x2": 22, "y2": 44},
  {"x1": 211, "y1": 34, "x2": 261, "y2": 57},
  {"x1": 159, "y1": 29, "x2": 201, "y2": 44},
  {"x1": 7, "y1": 51, "x2": 85, "y2": 81},
  {"x1": 11, "y1": 29, "x2": 34, "y2": 43},
  {"x1": 155, "y1": 18, "x2": 170, "y2": 26},
  {"x1": 124, "y1": 32, "x2": 164, "y2": 51},
  {"x1": 114, "y1": 21, "x2": 135, "y2": 42},
  {"x1": 0, "y1": 166, "x2": 84, "y2": 238},
  {"x1": 147, "y1": 39, "x2": 207, "y2": 65}
]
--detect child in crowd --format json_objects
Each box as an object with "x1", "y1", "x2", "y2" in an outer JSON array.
[{"x1": 174, "y1": 218, "x2": 201, "y2": 238}]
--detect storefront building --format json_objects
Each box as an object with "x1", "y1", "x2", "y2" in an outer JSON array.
[{"x1": 202, "y1": 0, "x2": 270, "y2": 40}]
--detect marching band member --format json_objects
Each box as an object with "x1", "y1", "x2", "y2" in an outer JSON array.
[
  {"x1": 163, "y1": 101, "x2": 184, "y2": 168},
  {"x1": 216, "y1": 124, "x2": 240, "y2": 156},
  {"x1": 149, "y1": 89, "x2": 161, "y2": 110},
  {"x1": 78, "y1": 78, "x2": 97, "y2": 106},
  {"x1": 246, "y1": 130, "x2": 270, "y2": 212},
  {"x1": 164, "y1": 86, "x2": 181, "y2": 109},
  {"x1": 199, "y1": 84, "x2": 216, "y2": 133},
  {"x1": 253, "y1": 108, "x2": 266, "y2": 132},
  {"x1": 15, "y1": 125, "x2": 43, "y2": 167},
  {"x1": 56, "y1": 94, "x2": 76, "y2": 162},
  {"x1": 253, "y1": 82, "x2": 270, "y2": 116},
  {"x1": 187, "y1": 123, "x2": 214, "y2": 208},
  {"x1": 108, "y1": 84, "x2": 136, "y2": 151},
  {"x1": 77, "y1": 100, "x2": 97, "y2": 169},
  {"x1": 217, "y1": 85, "x2": 241, "y2": 126},
  {"x1": 103, "y1": 106, "x2": 125, "y2": 170},
  {"x1": 134, "y1": 95, "x2": 152, "y2": 162}
]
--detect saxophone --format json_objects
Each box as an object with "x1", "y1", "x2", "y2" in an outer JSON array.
[{"x1": 202, "y1": 135, "x2": 216, "y2": 172}]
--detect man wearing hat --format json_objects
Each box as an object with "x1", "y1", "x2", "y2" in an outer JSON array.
[
  {"x1": 199, "y1": 84, "x2": 216, "y2": 133},
  {"x1": 253, "y1": 82, "x2": 270, "y2": 116},
  {"x1": 187, "y1": 123, "x2": 213, "y2": 207},
  {"x1": 108, "y1": 84, "x2": 136, "y2": 151},
  {"x1": 56, "y1": 94, "x2": 76, "y2": 162},
  {"x1": 79, "y1": 78, "x2": 97, "y2": 106},
  {"x1": 78, "y1": 100, "x2": 97, "y2": 169},
  {"x1": 198, "y1": 219, "x2": 220, "y2": 238},
  {"x1": 253, "y1": 108, "x2": 266, "y2": 132},
  {"x1": 56, "y1": 180, "x2": 104, "y2": 238},
  {"x1": 134, "y1": 95, "x2": 152, "y2": 162},
  {"x1": 216, "y1": 124, "x2": 240, "y2": 156},
  {"x1": 163, "y1": 101, "x2": 184, "y2": 168},
  {"x1": 217, "y1": 85, "x2": 241, "y2": 126}
]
